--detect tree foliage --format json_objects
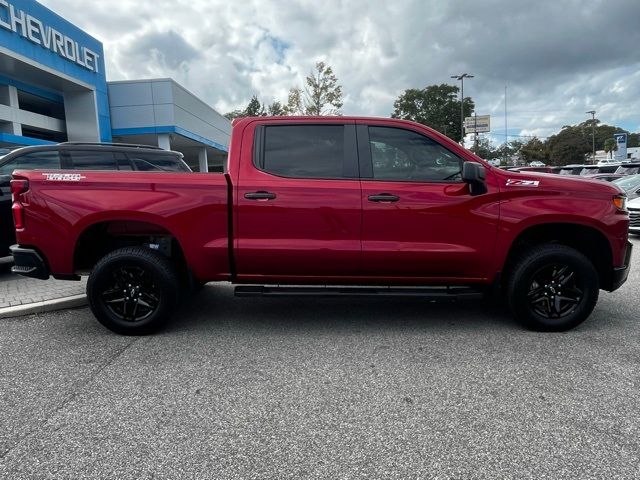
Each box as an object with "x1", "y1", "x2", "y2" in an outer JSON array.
[
  {"x1": 470, "y1": 137, "x2": 497, "y2": 159},
  {"x1": 225, "y1": 62, "x2": 343, "y2": 119},
  {"x1": 284, "y1": 61, "x2": 343, "y2": 115},
  {"x1": 603, "y1": 138, "x2": 618, "y2": 159},
  {"x1": 518, "y1": 137, "x2": 549, "y2": 162},
  {"x1": 391, "y1": 84, "x2": 474, "y2": 142},
  {"x1": 543, "y1": 120, "x2": 632, "y2": 165},
  {"x1": 546, "y1": 125, "x2": 591, "y2": 165},
  {"x1": 267, "y1": 101, "x2": 286, "y2": 116},
  {"x1": 225, "y1": 95, "x2": 286, "y2": 119}
]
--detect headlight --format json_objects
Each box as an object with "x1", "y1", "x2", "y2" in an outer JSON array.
[{"x1": 613, "y1": 194, "x2": 627, "y2": 212}]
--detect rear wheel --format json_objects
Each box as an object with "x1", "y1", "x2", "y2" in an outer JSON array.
[
  {"x1": 507, "y1": 244, "x2": 599, "y2": 331},
  {"x1": 87, "y1": 247, "x2": 179, "y2": 335}
]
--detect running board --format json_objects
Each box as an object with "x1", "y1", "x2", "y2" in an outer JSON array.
[{"x1": 234, "y1": 285, "x2": 483, "y2": 301}]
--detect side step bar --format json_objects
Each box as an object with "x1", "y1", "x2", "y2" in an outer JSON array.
[{"x1": 235, "y1": 285, "x2": 483, "y2": 301}]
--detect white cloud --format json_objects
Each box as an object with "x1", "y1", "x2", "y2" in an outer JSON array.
[{"x1": 40, "y1": 0, "x2": 640, "y2": 138}]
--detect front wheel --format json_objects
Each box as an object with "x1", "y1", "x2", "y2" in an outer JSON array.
[
  {"x1": 507, "y1": 244, "x2": 599, "y2": 332},
  {"x1": 87, "y1": 247, "x2": 179, "y2": 335}
]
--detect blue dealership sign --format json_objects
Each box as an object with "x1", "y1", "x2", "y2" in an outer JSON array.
[
  {"x1": 614, "y1": 133, "x2": 627, "y2": 161},
  {"x1": 0, "y1": 0, "x2": 111, "y2": 141}
]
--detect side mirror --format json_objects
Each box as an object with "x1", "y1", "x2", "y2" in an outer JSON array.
[{"x1": 462, "y1": 162, "x2": 487, "y2": 196}]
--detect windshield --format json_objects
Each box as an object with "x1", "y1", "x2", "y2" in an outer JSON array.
[
  {"x1": 615, "y1": 166, "x2": 639, "y2": 175},
  {"x1": 613, "y1": 174, "x2": 640, "y2": 191}
]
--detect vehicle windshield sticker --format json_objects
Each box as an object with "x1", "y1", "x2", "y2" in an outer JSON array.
[
  {"x1": 42, "y1": 173, "x2": 86, "y2": 181},
  {"x1": 506, "y1": 179, "x2": 540, "y2": 187}
]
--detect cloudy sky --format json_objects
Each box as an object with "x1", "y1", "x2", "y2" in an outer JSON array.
[{"x1": 41, "y1": 0, "x2": 640, "y2": 143}]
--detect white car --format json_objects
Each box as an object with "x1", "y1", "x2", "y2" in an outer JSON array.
[
  {"x1": 628, "y1": 197, "x2": 640, "y2": 235},
  {"x1": 529, "y1": 161, "x2": 545, "y2": 167}
]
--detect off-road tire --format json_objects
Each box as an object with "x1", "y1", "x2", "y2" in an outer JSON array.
[
  {"x1": 507, "y1": 244, "x2": 599, "y2": 332},
  {"x1": 87, "y1": 247, "x2": 179, "y2": 335}
]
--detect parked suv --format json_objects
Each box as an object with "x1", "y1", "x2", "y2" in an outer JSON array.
[{"x1": 0, "y1": 142, "x2": 191, "y2": 257}]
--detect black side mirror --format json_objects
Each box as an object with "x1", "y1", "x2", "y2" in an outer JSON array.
[{"x1": 462, "y1": 162, "x2": 487, "y2": 196}]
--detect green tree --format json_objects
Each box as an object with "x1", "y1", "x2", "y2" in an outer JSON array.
[
  {"x1": 284, "y1": 87, "x2": 303, "y2": 115},
  {"x1": 244, "y1": 95, "x2": 265, "y2": 116},
  {"x1": 546, "y1": 125, "x2": 591, "y2": 166},
  {"x1": 519, "y1": 137, "x2": 549, "y2": 163},
  {"x1": 391, "y1": 84, "x2": 474, "y2": 143},
  {"x1": 603, "y1": 138, "x2": 618, "y2": 159},
  {"x1": 284, "y1": 61, "x2": 344, "y2": 115},
  {"x1": 577, "y1": 119, "x2": 630, "y2": 152},
  {"x1": 225, "y1": 96, "x2": 290, "y2": 119},
  {"x1": 224, "y1": 95, "x2": 266, "y2": 120},
  {"x1": 224, "y1": 109, "x2": 244, "y2": 121},
  {"x1": 471, "y1": 137, "x2": 500, "y2": 159},
  {"x1": 267, "y1": 101, "x2": 285, "y2": 116}
]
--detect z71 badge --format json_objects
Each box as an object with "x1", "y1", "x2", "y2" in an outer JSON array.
[
  {"x1": 42, "y1": 173, "x2": 86, "y2": 181},
  {"x1": 506, "y1": 179, "x2": 540, "y2": 187}
]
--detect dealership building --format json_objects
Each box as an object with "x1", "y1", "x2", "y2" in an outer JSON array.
[{"x1": 0, "y1": 0, "x2": 230, "y2": 171}]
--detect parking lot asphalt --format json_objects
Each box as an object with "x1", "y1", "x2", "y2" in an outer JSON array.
[{"x1": 0, "y1": 237, "x2": 638, "y2": 479}]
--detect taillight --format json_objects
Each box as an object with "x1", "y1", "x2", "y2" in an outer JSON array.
[{"x1": 10, "y1": 179, "x2": 29, "y2": 230}]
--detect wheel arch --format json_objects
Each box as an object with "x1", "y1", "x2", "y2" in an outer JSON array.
[
  {"x1": 73, "y1": 218, "x2": 188, "y2": 277},
  {"x1": 502, "y1": 222, "x2": 613, "y2": 291}
]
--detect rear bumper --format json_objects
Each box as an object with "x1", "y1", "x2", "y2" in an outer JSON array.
[
  {"x1": 10, "y1": 245, "x2": 50, "y2": 280},
  {"x1": 609, "y1": 241, "x2": 633, "y2": 292}
]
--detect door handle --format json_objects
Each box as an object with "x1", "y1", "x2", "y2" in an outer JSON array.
[
  {"x1": 368, "y1": 193, "x2": 399, "y2": 203},
  {"x1": 244, "y1": 191, "x2": 277, "y2": 201}
]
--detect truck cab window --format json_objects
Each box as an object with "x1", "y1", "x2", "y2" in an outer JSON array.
[
  {"x1": 368, "y1": 127, "x2": 463, "y2": 182},
  {"x1": 0, "y1": 150, "x2": 61, "y2": 174},
  {"x1": 260, "y1": 125, "x2": 345, "y2": 178},
  {"x1": 69, "y1": 151, "x2": 117, "y2": 170}
]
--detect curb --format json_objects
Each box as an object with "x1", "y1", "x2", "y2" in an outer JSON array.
[{"x1": 0, "y1": 294, "x2": 88, "y2": 319}]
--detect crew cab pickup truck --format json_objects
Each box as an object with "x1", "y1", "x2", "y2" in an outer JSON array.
[{"x1": 10, "y1": 117, "x2": 633, "y2": 334}]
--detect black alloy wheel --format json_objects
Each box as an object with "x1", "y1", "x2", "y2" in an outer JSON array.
[
  {"x1": 507, "y1": 244, "x2": 599, "y2": 331},
  {"x1": 101, "y1": 265, "x2": 160, "y2": 322},
  {"x1": 526, "y1": 264, "x2": 584, "y2": 319},
  {"x1": 87, "y1": 247, "x2": 179, "y2": 335}
]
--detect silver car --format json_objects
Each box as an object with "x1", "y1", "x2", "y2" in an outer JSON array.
[{"x1": 613, "y1": 174, "x2": 640, "y2": 201}]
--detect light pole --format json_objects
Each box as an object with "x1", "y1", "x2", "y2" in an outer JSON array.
[
  {"x1": 443, "y1": 121, "x2": 453, "y2": 138},
  {"x1": 586, "y1": 110, "x2": 596, "y2": 164},
  {"x1": 451, "y1": 73, "x2": 474, "y2": 144}
]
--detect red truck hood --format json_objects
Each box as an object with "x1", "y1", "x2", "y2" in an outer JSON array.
[{"x1": 493, "y1": 168, "x2": 625, "y2": 197}]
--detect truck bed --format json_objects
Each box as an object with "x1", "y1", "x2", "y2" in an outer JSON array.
[{"x1": 13, "y1": 170, "x2": 232, "y2": 281}]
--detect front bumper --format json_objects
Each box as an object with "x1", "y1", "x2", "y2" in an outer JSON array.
[
  {"x1": 609, "y1": 241, "x2": 633, "y2": 292},
  {"x1": 10, "y1": 245, "x2": 50, "y2": 280}
]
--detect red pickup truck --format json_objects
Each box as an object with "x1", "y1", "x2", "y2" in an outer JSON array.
[{"x1": 10, "y1": 116, "x2": 632, "y2": 334}]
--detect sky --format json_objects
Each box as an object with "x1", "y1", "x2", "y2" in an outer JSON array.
[{"x1": 40, "y1": 0, "x2": 640, "y2": 144}]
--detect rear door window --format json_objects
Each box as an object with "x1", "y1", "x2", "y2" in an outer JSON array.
[
  {"x1": 258, "y1": 125, "x2": 347, "y2": 179},
  {"x1": 68, "y1": 150, "x2": 118, "y2": 170},
  {"x1": 0, "y1": 150, "x2": 61, "y2": 174}
]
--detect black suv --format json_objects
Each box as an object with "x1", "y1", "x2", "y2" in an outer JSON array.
[{"x1": 0, "y1": 142, "x2": 192, "y2": 258}]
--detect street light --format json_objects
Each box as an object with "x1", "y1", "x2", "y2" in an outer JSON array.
[
  {"x1": 586, "y1": 110, "x2": 596, "y2": 164},
  {"x1": 451, "y1": 73, "x2": 474, "y2": 144}
]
